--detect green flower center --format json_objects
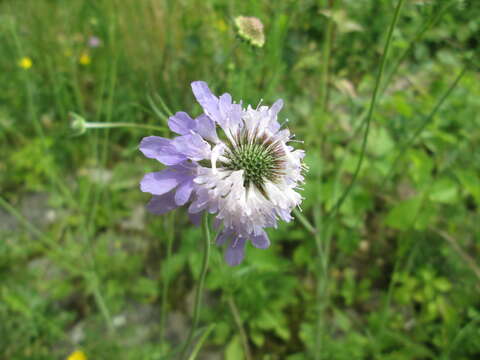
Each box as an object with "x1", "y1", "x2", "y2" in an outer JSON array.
[{"x1": 224, "y1": 131, "x2": 285, "y2": 191}]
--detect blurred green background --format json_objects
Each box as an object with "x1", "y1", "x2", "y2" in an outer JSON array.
[{"x1": 1, "y1": 0, "x2": 480, "y2": 359}]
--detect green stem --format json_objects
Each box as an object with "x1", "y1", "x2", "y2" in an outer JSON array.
[
  {"x1": 81, "y1": 13, "x2": 118, "y2": 335},
  {"x1": 314, "y1": 2, "x2": 405, "y2": 359},
  {"x1": 345, "y1": 0, "x2": 454, "y2": 139},
  {"x1": 327, "y1": 0, "x2": 406, "y2": 219},
  {"x1": 160, "y1": 213, "x2": 175, "y2": 349},
  {"x1": 181, "y1": 214, "x2": 211, "y2": 359},
  {"x1": 318, "y1": 0, "x2": 335, "y2": 114},
  {"x1": 293, "y1": 208, "x2": 317, "y2": 235},
  {"x1": 187, "y1": 324, "x2": 216, "y2": 360},
  {"x1": 89, "y1": 272, "x2": 115, "y2": 334},
  {"x1": 313, "y1": 2, "x2": 335, "y2": 356},
  {"x1": 380, "y1": 65, "x2": 467, "y2": 188},
  {"x1": 84, "y1": 121, "x2": 166, "y2": 132},
  {"x1": 227, "y1": 296, "x2": 252, "y2": 360},
  {"x1": 381, "y1": 0, "x2": 456, "y2": 93}
]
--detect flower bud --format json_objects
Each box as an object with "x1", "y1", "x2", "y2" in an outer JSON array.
[{"x1": 234, "y1": 16, "x2": 265, "y2": 48}]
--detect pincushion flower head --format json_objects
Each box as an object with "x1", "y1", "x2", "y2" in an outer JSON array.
[
  {"x1": 234, "y1": 16, "x2": 265, "y2": 48},
  {"x1": 139, "y1": 81, "x2": 306, "y2": 265}
]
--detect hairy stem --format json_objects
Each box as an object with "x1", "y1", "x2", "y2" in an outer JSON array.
[
  {"x1": 327, "y1": 0, "x2": 406, "y2": 219},
  {"x1": 380, "y1": 65, "x2": 468, "y2": 188}
]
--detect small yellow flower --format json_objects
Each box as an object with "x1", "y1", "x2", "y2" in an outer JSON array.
[
  {"x1": 79, "y1": 53, "x2": 91, "y2": 66},
  {"x1": 215, "y1": 19, "x2": 228, "y2": 33},
  {"x1": 18, "y1": 57, "x2": 33, "y2": 69},
  {"x1": 67, "y1": 350, "x2": 87, "y2": 360}
]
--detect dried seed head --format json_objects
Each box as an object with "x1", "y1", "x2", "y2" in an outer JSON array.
[{"x1": 234, "y1": 16, "x2": 265, "y2": 48}]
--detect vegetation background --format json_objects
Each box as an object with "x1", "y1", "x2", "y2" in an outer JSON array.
[{"x1": 1, "y1": 0, "x2": 479, "y2": 359}]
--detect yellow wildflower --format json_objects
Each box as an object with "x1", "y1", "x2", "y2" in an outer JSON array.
[
  {"x1": 215, "y1": 19, "x2": 227, "y2": 33},
  {"x1": 79, "y1": 53, "x2": 91, "y2": 66},
  {"x1": 18, "y1": 57, "x2": 33, "y2": 69},
  {"x1": 67, "y1": 350, "x2": 87, "y2": 360}
]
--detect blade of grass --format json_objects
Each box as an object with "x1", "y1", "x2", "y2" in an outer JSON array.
[{"x1": 187, "y1": 324, "x2": 216, "y2": 360}]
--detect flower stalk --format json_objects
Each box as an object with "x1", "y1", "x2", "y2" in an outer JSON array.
[
  {"x1": 70, "y1": 112, "x2": 165, "y2": 135},
  {"x1": 180, "y1": 214, "x2": 211, "y2": 359}
]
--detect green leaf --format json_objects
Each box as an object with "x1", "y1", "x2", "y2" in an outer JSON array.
[
  {"x1": 250, "y1": 329, "x2": 265, "y2": 347},
  {"x1": 455, "y1": 169, "x2": 480, "y2": 205},
  {"x1": 367, "y1": 126, "x2": 394, "y2": 157},
  {"x1": 429, "y1": 178, "x2": 458, "y2": 203},
  {"x1": 385, "y1": 196, "x2": 423, "y2": 230},
  {"x1": 225, "y1": 335, "x2": 243, "y2": 360},
  {"x1": 433, "y1": 278, "x2": 452, "y2": 293}
]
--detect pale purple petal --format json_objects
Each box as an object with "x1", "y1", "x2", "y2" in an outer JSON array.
[
  {"x1": 270, "y1": 99, "x2": 283, "y2": 117},
  {"x1": 146, "y1": 192, "x2": 178, "y2": 215},
  {"x1": 251, "y1": 230, "x2": 270, "y2": 249},
  {"x1": 188, "y1": 189, "x2": 211, "y2": 214},
  {"x1": 139, "y1": 136, "x2": 168, "y2": 159},
  {"x1": 188, "y1": 197, "x2": 208, "y2": 214},
  {"x1": 173, "y1": 133, "x2": 211, "y2": 161},
  {"x1": 174, "y1": 180, "x2": 194, "y2": 206},
  {"x1": 168, "y1": 112, "x2": 196, "y2": 135},
  {"x1": 225, "y1": 237, "x2": 246, "y2": 266},
  {"x1": 139, "y1": 136, "x2": 186, "y2": 165},
  {"x1": 276, "y1": 208, "x2": 293, "y2": 222},
  {"x1": 213, "y1": 217, "x2": 222, "y2": 230},
  {"x1": 191, "y1": 81, "x2": 221, "y2": 123},
  {"x1": 216, "y1": 228, "x2": 233, "y2": 245},
  {"x1": 140, "y1": 170, "x2": 184, "y2": 195},
  {"x1": 170, "y1": 160, "x2": 198, "y2": 173},
  {"x1": 269, "y1": 99, "x2": 283, "y2": 132},
  {"x1": 218, "y1": 93, "x2": 232, "y2": 117},
  {"x1": 195, "y1": 114, "x2": 219, "y2": 143},
  {"x1": 219, "y1": 93, "x2": 243, "y2": 130},
  {"x1": 188, "y1": 212, "x2": 202, "y2": 226}
]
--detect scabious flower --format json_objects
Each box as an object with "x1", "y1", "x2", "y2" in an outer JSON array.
[
  {"x1": 234, "y1": 16, "x2": 265, "y2": 48},
  {"x1": 140, "y1": 82, "x2": 305, "y2": 265},
  {"x1": 88, "y1": 36, "x2": 102, "y2": 48}
]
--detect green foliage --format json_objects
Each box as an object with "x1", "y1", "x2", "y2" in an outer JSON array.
[{"x1": 1, "y1": 0, "x2": 479, "y2": 359}]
